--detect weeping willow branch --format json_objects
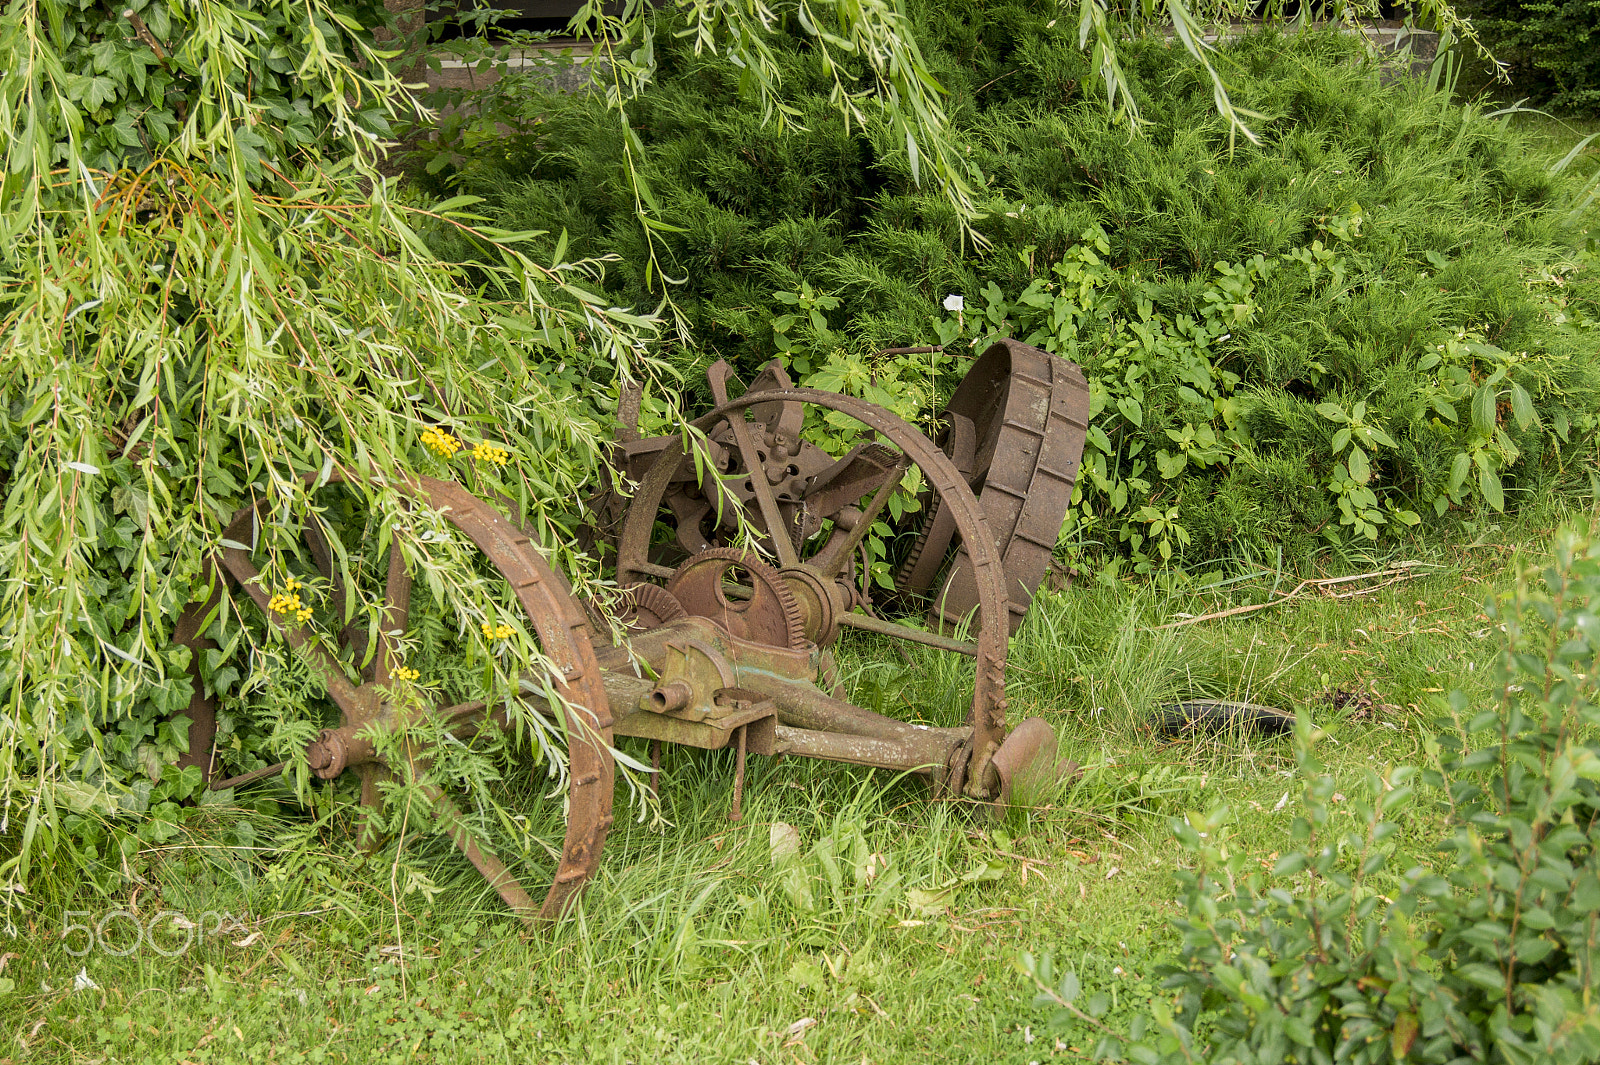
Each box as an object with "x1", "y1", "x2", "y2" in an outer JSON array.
[{"x1": 0, "y1": 0, "x2": 669, "y2": 895}]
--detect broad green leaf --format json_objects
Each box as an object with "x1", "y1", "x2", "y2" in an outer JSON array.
[
  {"x1": 1347, "y1": 446, "x2": 1370, "y2": 484},
  {"x1": 1509, "y1": 383, "x2": 1535, "y2": 430},
  {"x1": 1472, "y1": 383, "x2": 1496, "y2": 431},
  {"x1": 1478, "y1": 464, "x2": 1504, "y2": 512},
  {"x1": 1116, "y1": 395, "x2": 1143, "y2": 428}
]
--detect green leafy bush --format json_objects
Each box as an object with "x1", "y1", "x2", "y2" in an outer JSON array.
[
  {"x1": 422, "y1": 4, "x2": 1600, "y2": 572},
  {"x1": 1024, "y1": 523, "x2": 1600, "y2": 1062}
]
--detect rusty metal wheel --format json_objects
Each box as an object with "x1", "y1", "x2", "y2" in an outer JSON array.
[
  {"x1": 894, "y1": 339, "x2": 1091, "y2": 634},
  {"x1": 613, "y1": 384, "x2": 1017, "y2": 791},
  {"x1": 172, "y1": 472, "x2": 613, "y2": 921}
]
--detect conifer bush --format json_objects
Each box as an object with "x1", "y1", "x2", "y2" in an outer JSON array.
[{"x1": 423, "y1": 5, "x2": 1600, "y2": 575}]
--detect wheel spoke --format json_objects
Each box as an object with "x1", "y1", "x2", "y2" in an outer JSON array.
[
  {"x1": 808, "y1": 454, "x2": 908, "y2": 579},
  {"x1": 723, "y1": 407, "x2": 802, "y2": 567},
  {"x1": 304, "y1": 516, "x2": 365, "y2": 662},
  {"x1": 302, "y1": 518, "x2": 337, "y2": 581},
  {"x1": 369, "y1": 538, "x2": 412, "y2": 685},
  {"x1": 417, "y1": 770, "x2": 537, "y2": 918},
  {"x1": 355, "y1": 762, "x2": 390, "y2": 853},
  {"x1": 218, "y1": 531, "x2": 372, "y2": 724}
]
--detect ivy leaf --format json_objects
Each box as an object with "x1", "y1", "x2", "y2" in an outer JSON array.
[
  {"x1": 1115, "y1": 395, "x2": 1143, "y2": 428},
  {"x1": 1158, "y1": 447, "x2": 1196, "y2": 476},
  {"x1": 87, "y1": 76, "x2": 119, "y2": 111}
]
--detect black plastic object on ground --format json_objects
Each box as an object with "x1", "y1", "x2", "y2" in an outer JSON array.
[{"x1": 1154, "y1": 700, "x2": 1296, "y2": 738}]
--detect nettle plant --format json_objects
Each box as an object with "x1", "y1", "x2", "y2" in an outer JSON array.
[{"x1": 1024, "y1": 524, "x2": 1600, "y2": 1063}]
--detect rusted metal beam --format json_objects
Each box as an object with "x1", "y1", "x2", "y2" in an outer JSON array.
[
  {"x1": 835, "y1": 612, "x2": 979, "y2": 656},
  {"x1": 773, "y1": 726, "x2": 950, "y2": 774}
]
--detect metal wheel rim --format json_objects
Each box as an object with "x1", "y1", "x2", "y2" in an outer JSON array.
[
  {"x1": 173, "y1": 470, "x2": 614, "y2": 921},
  {"x1": 614, "y1": 388, "x2": 1013, "y2": 748}
]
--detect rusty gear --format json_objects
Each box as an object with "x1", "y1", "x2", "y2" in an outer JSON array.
[
  {"x1": 666, "y1": 548, "x2": 807, "y2": 650},
  {"x1": 613, "y1": 582, "x2": 688, "y2": 632},
  {"x1": 777, "y1": 564, "x2": 842, "y2": 647}
]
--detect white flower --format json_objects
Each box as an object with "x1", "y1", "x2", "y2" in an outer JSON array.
[{"x1": 943, "y1": 294, "x2": 965, "y2": 312}]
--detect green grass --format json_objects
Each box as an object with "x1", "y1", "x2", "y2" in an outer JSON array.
[{"x1": 0, "y1": 515, "x2": 1577, "y2": 1063}]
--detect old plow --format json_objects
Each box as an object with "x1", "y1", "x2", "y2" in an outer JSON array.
[{"x1": 173, "y1": 338, "x2": 1091, "y2": 920}]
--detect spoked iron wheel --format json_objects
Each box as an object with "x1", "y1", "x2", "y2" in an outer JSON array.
[
  {"x1": 612, "y1": 373, "x2": 1021, "y2": 795},
  {"x1": 172, "y1": 472, "x2": 613, "y2": 920}
]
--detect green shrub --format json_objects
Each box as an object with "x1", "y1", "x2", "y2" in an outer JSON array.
[
  {"x1": 421, "y1": 5, "x2": 1600, "y2": 574},
  {"x1": 1024, "y1": 523, "x2": 1600, "y2": 1062},
  {"x1": 1458, "y1": 0, "x2": 1600, "y2": 115}
]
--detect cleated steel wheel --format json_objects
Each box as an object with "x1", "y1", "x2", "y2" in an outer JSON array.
[{"x1": 893, "y1": 339, "x2": 1091, "y2": 634}]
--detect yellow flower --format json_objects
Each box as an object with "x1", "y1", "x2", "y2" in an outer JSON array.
[
  {"x1": 471, "y1": 442, "x2": 510, "y2": 466},
  {"x1": 421, "y1": 426, "x2": 461, "y2": 458},
  {"x1": 395, "y1": 666, "x2": 421, "y2": 683},
  {"x1": 268, "y1": 590, "x2": 304, "y2": 616},
  {"x1": 480, "y1": 621, "x2": 515, "y2": 640}
]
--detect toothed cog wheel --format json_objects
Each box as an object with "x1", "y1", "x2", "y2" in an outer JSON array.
[
  {"x1": 613, "y1": 582, "x2": 688, "y2": 633},
  {"x1": 665, "y1": 548, "x2": 807, "y2": 649}
]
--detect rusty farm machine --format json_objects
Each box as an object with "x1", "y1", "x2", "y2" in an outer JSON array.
[{"x1": 171, "y1": 339, "x2": 1092, "y2": 920}]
